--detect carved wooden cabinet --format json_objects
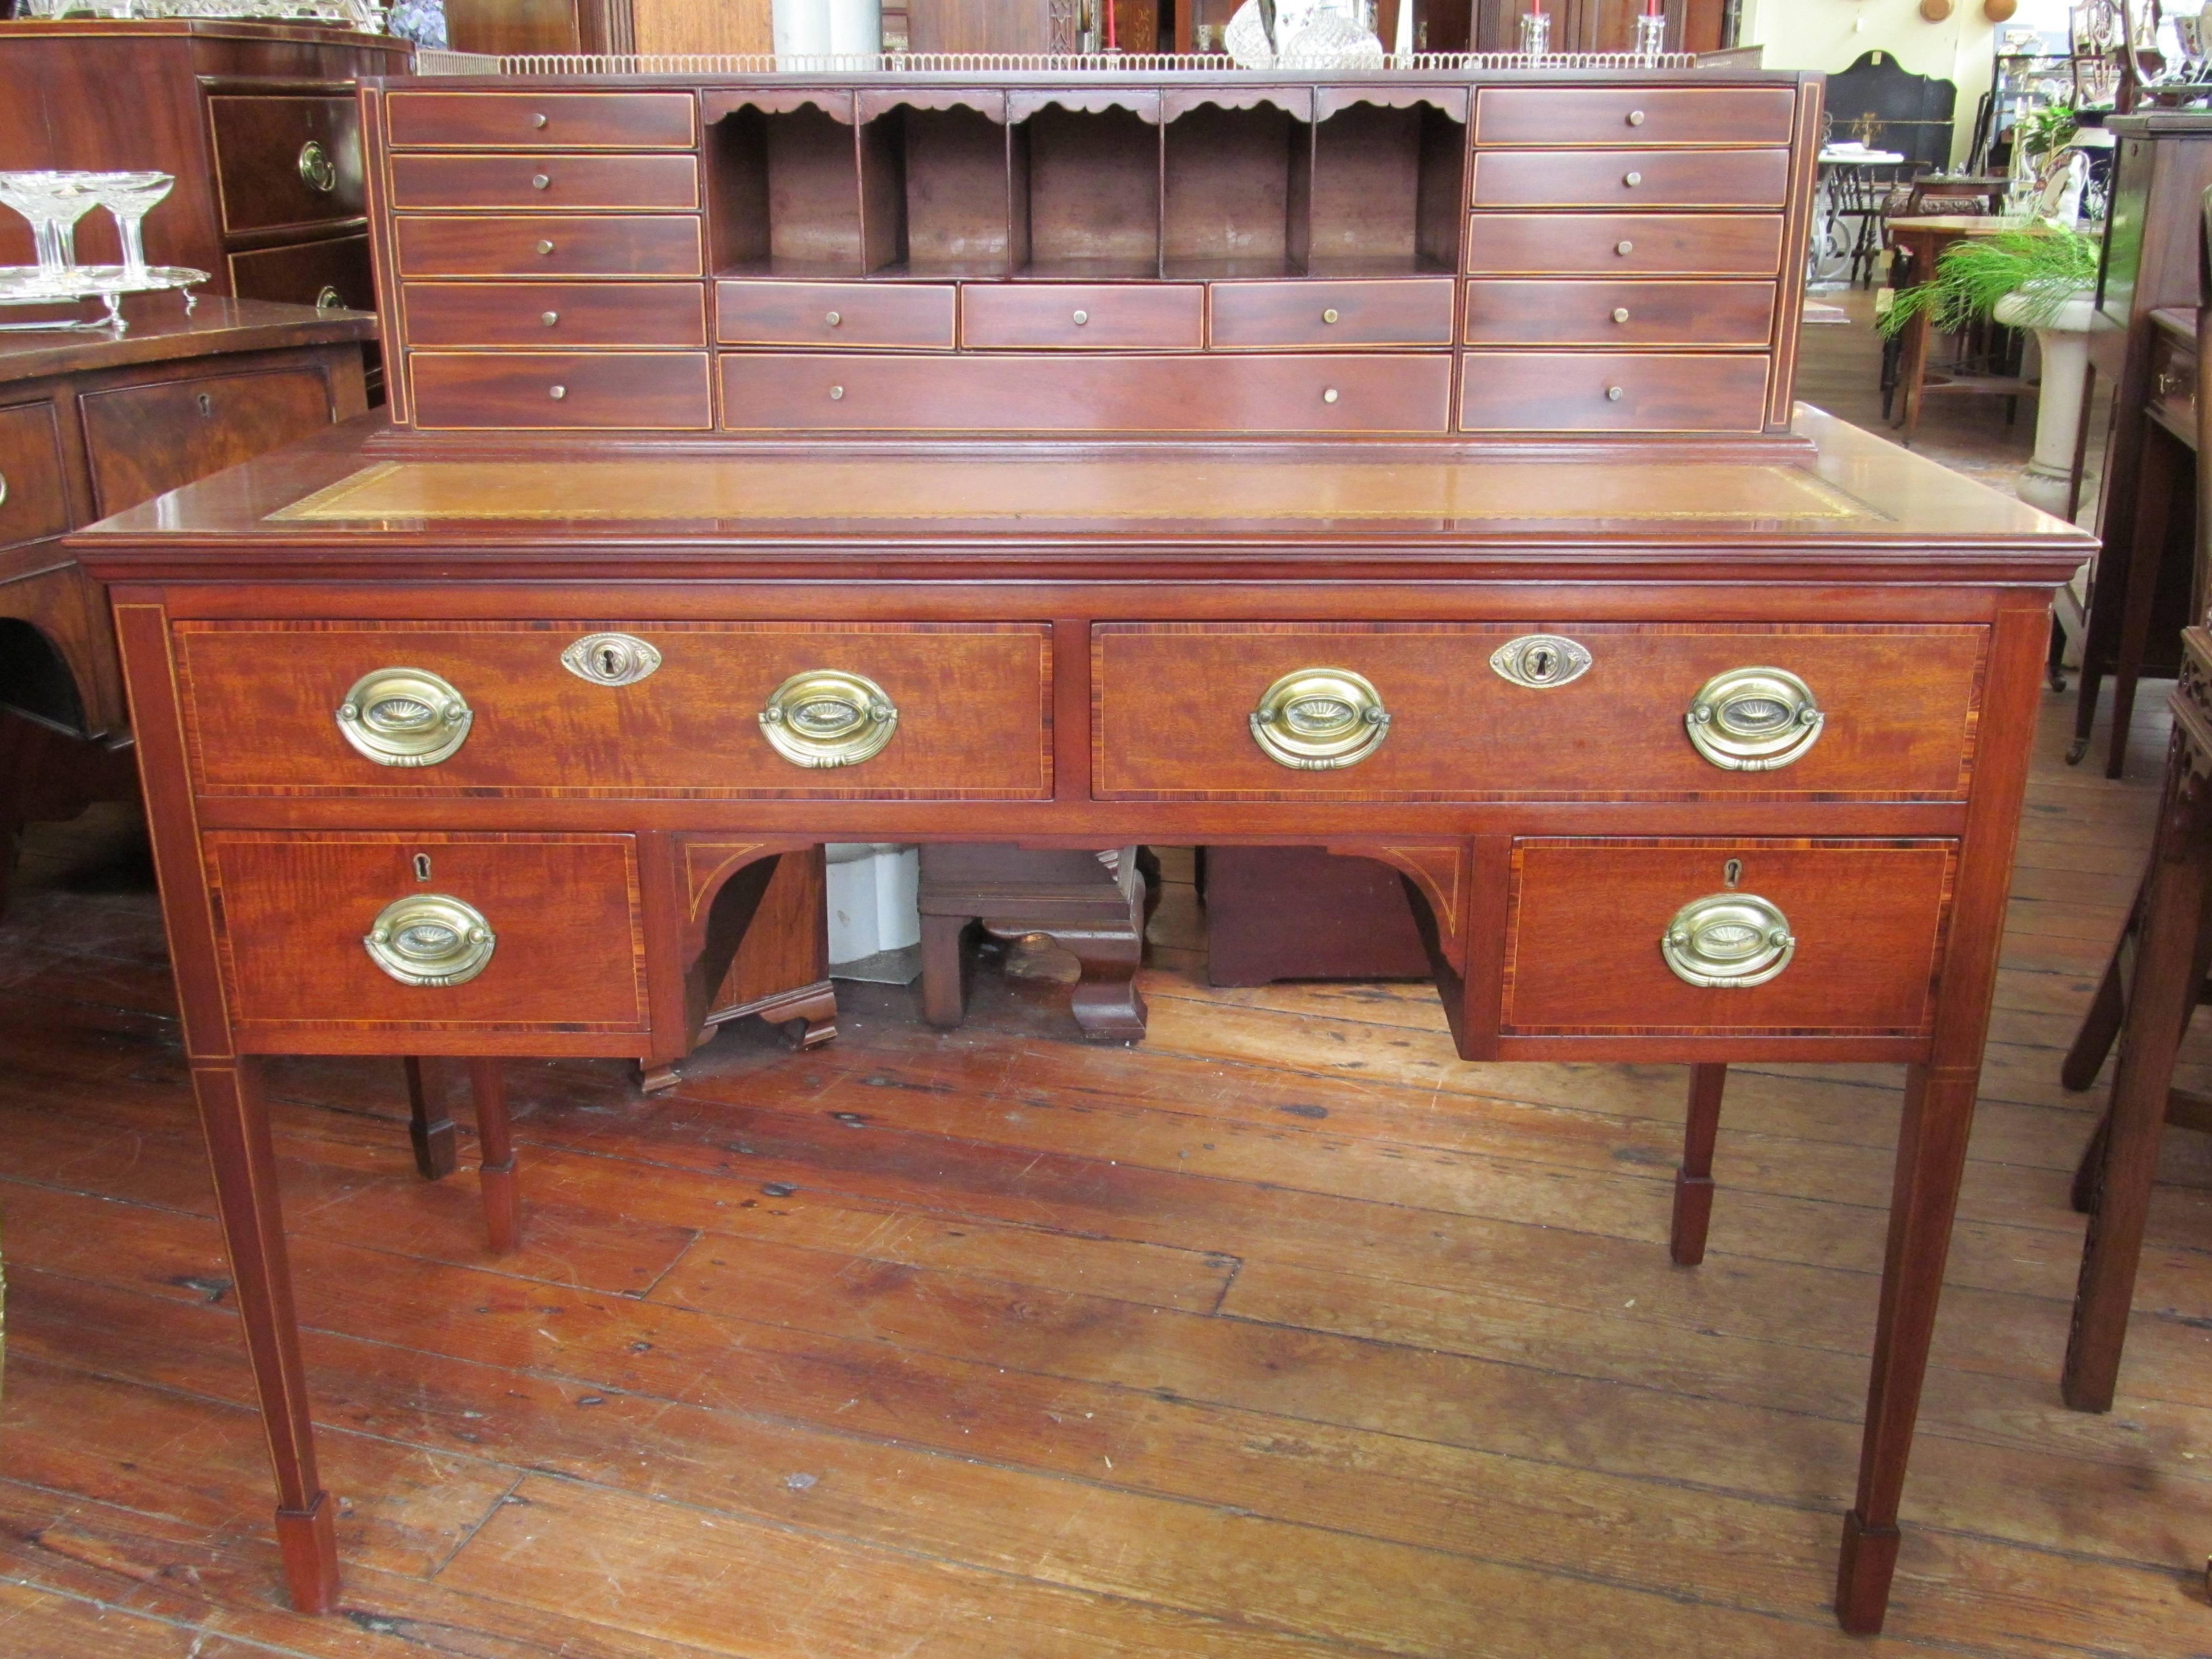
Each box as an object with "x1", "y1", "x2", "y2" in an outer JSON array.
[{"x1": 73, "y1": 62, "x2": 2091, "y2": 1641}]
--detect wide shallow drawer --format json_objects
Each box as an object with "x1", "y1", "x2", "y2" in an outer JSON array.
[
  {"x1": 1459, "y1": 351, "x2": 1770, "y2": 433},
  {"x1": 386, "y1": 91, "x2": 698, "y2": 151},
  {"x1": 79, "y1": 366, "x2": 336, "y2": 517},
  {"x1": 410, "y1": 351, "x2": 713, "y2": 430},
  {"x1": 228, "y1": 233, "x2": 373, "y2": 311},
  {"x1": 389, "y1": 153, "x2": 701, "y2": 211},
  {"x1": 208, "y1": 95, "x2": 364, "y2": 235},
  {"x1": 404, "y1": 280, "x2": 708, "y2": 347},
  {"x1": 1463, "y1": 279, "x2": 1776, "y2": 347},
  {"x1": 203, "y1": 832, "x2": 649, "y2": 1033},
  {"x1": 1473, "y1": 86, "x2": 1799, "y2": 148},
  {"x1": 1501, "y1": 838, "x2": 1955, "y2": 1037},
  {"x1": 173, "y1": 621, "x2": 1053, "y2": 799},
  {"x1": 1470, "y1": 149, "x2": 1791, "y2": 210},
  {"x1": 395, "y1": 214, "x2": 705, "y2": 278},
  {"x1": 1091, "y1": 622, "x2": 1986, "y2": 800},
  {"x1": 1469, "y1": 213, "x2": 1785, "y2": 276},
  {"x1": 961, "y1": 284, "x2": 1204, "y2": 350},
  {"x1": 716, "y1": 280, "x2": 956, "y2": 348},
  {"x1": 0, "y1": 400, "x2": 71, "y2": 552},
  {"x1": 721, "y1": 352, "x2": 1452, "y2": 433},
  {"x1": 1209, "y1": 277, "x2": 1455, "y2": 348}
]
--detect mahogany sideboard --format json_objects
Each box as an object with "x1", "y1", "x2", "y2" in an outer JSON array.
[{"x1": 70, "y1": 61, "x2": 2094, "y2": 1637}]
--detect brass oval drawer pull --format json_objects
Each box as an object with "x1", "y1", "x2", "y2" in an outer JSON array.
[
  {"x1": 1662, "y1": 891, "x2": 1795, "y2": 988},
  {"x1": 1489, "y1": 634, "x2": 1591, "y2": 689},
  {"x1": 759, "y1": 668, "x2": 898, "y2": 768},
  {"x1": 366, "y1": 893, "x2": 497, "y2": 987},
  {"x1": 1686, "y1": 666, "x2": 1824, "y2": 770},
  {"x1": 335, "y1": 667, "x2": 473, "y2": 767},
  {"x1": 561, "y1": 631, "x2": 661, "y2": 687},
  {"x1": 315, "y1": 285, "x2": 345, "y2": 312},
  {"x1": 1250, "y1": 667, "x2": 1390, "y2": 770},
  {"x1": 297, "y1": 139, "x2": 337, "y2": 193}
]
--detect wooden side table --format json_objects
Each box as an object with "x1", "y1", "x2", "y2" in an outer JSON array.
[{"x1": 1883, "y1": 215, "x2": 2041, "y2": 446}]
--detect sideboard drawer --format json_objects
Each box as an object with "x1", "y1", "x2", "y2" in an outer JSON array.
[
  {"x1": 0, "y1": 400, "x2": 71, "y2": 551},
  {"x1": 1501, "y1": 838, "x2": 1955, "y2": 1037},
  {"x1": 1473, "y1": 86, "x2": 1799, "y2": 148},
  {"x1": 386, "y1": 90, "x2": 699, "y2": 151},
  {"x1": 410, "y1": 351, "x2": 713, "y2": 430},
  {"x1": 1208, "y1": 277, "x2": 1456, "y2": 348},
  {"x1": 1092, "y1": 623, "x2": 1986, "y2": 799},
  {"x1": 208, "y1": 95, "x2": 364, "y2": 234},
  {"x1": 173, "y1": 621, "x2": 1053, "y2": 799},
  {"x1": 1463, "y1": 280, "x2": 1776, "y2": 347},
  {"x1": 228, "y1": 232, "x2": 373, "y2": 312},
  {"x1": 1470, "y1": 149, "x2": 1791, "y2": 210},
  {"x1": 721, "y1": 352, "x2": 1452, "y2": 433},
  {"x1": 389, "y1": 153, "x2": 702, "y2": 211},
  {"x1": 960, "y1": 284, "x2": 1205, "y2": 350},
  {"x1": 1467, "y1": 213, "x2": 1785, "y2": 277},
  {"x1": 1459, "y1": 351, "x2": 1770, "y2": 433},
  {"x1": 404, "y1": 281, "x2": 708, "y2": 348},
  {"x1": 395, "y1": 214, "x2": 705, "y2": 278},
  {"x1": 716, "y1": 280, "x2": 956, "y2": 348},
  {"x1": 203, "y1": 832, "x2": 650, "y2": 1033}
]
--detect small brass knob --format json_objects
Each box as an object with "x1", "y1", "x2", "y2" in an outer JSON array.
[
  {"x1": 1606, "y1": 386, "x2": 1625, "y2": 402},
  {"x1": 1322, "y1": 387, "x2": 1339, "y2": 403},
  {"x1": 1627, "y1": 109, "x2": 1647, "y2": 126},
  {"x1": 532, "y1": 173, "x2": 550, "y2": 190},
  {"x1": 1661, "y1": 891, "x2": 1795, "y2": 988},
  {"x1": 1624, "y1": 171, "x2": 1642, "y2": 187},
  {"x1": 335, "y1": 667, "x2": 472, "y2": 767},
  {"x1": 542, "y1": 310, "x2": 559, "y2": 326},
  {"x1": 1615, "y1": 239, "x2": 1635, "y2": 256},
  {"x1": 825, "y1": 310, "x2": 841, "y2": 326},
  {"x1": 1322, "y1": 307, "x2": 1339, "y2": 324},
  {"x1": 1072, "y1": 309, "x2": 1089, "y2": 325},
  {"x1": 1612, "y1": 307, "x2": 1631, "y2": 323},
  {"x1": 760, "y1": 669, "x2": 899, "y2": 768},
  {"x1": 297, "y1": 139, "x2": 336, "y2": 193},
  {"x1": 531, "y1": 112, "x2": 548, "y2": 128},
  {"x1": 365, "y1": 893, "x2": 497, "y2": 988},
  {"x1": 536, "y1": 239, "x2": 555, "y2": 254},
  {"x1": 0, "y1": 469, "x2": 9, "y2": 509},
  {"x1": 830, "y1": 385, "x2": 845, "y2": 400},
  {"x1": 1685, "y1": 667, "x2": 1825, "y2": 771},
  {"x1": 548, "y1": 384, "x2": 567, "y2": 400},
  {"x1": 1250, "y1": 668, "x2": 1390, "y2": 771},
  {"x1": 315, "y1": 285, "x2": 345, "y2": 311}
]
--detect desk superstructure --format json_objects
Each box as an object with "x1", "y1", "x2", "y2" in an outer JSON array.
[{"x1": 73, "y1": 61, "x2": 2092, "y2": 1637}]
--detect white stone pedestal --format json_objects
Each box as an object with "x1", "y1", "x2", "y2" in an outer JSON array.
[{"x1": 1993, "y1": 288, "x2": 2097, "y2": 518}]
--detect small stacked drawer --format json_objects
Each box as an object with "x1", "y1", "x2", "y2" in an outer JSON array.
[
  {"x1": 1462, "y1": 85, "x2": 1799, "y2": 434},
  {"x1": 386, "y1": 91, "x2": 712, "y2": 430}
]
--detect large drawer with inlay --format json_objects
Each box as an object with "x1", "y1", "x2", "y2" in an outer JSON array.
[
  {"x1": 172, "y1": 621, "x2": 1054, "y2": 799},
  {"x1": 203, "y1": 831, "x2": 651, "y2": 1036},
  {"x1": 389, "y1": 153, "x2": 702, "y2": 211},
  {"x1": 395, "y1": 214, "x2": 705, "y2": 278},
  {"x1": 1500, "y1": 838, "x2": 1955, "y2": 1037},
  {"x1": 385, "y1": 90, "x2": 699, "y2": 151},
  {"x1": 1091, "y1": 623, "x2": 1988, "y2": 799}
]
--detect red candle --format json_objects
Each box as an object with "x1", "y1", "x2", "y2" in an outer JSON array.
[{"x1": 1645, "y1": 0, "x2": 1662, "y2": 12}]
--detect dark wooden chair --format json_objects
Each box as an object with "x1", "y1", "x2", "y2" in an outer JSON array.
[{"x1": 2054, "y1": 189, "x2": 2212, "y2": 1412}]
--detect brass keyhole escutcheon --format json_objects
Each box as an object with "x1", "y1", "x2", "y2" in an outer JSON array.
[
  {"x1": 335, "y1": 667, "x2": 473, "y2": 767},
  {"x1": 561, "y1": 632, "x2": 662, "y2": 687},
  {"x1": 1662, "y1": 892, "x2": 1796, "y2": 989},
  {"x1": 1686, "y1": 667, "x2": 1825, "y2": 771},
  {"x1": 1489, "y1": 634, "x2": 1592, "y2": 689},
  {"x1": 365, "y1": 893, "x2": 497, "y2": 987},
  {"x1": 1723, "y1": 858, "x2": 1742, "y2": 889},
  {"x1": 414, "y1": 853, "x2": 433, "y2": 882},
  {"x1": 196, "y1": 391, "x2": 214, "y2": 416},
  {"x1": 1250, "y1": 668, "x2": 1390, "y2": 770},
  {"x1": 759, "y1": 669, "x2": 899, "y2": 768}
]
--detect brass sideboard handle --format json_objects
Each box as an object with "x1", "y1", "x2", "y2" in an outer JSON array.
[
  {"x1": 532, "y1": 173, "x2": 551, "y2": 190},
  {"x1": 1613, "y1": 307, "x2": 1631, "y2": 324},
  {"x1": 297, "y1": 139, "x2": 337, "y2": 193},
  {"x1": 1624, "y1": 171, "x2": 1642, "y2": 187},
  {"x1": 542, "y1": 309, "x2": 559, "y2": 326},
  {"x1": 1249, "y1": 667, "x2": 1390, "y2": 770},
  {"x1": 1490, "y1": 634, "x2": 1591, "y2": 689},
  {"x1": 759, "y1": 668, "x2": 899, "y2": 767},
  {"x1": 334, "y1": 667, "x2": 473, "y2": 767},
  {"x1": 561, "y1": 631, "x2": 662, "y2": 686},
  {"x1": 1615, "y1": 239, "x2": 1634, "y2": 256},
  {"x1": 1322, "y1": 307, "x2": 1338, "y2": 324},
  {"x1": 1685, "y1": 666, "x2": 1825, "y2": 770},
  {"x1": 1661, "y1": 891, "x2": 1796, "y2": 989},
  {"x1": 365, "y1": 892, "x2": 497, "y2": 987},
  {"x1": 314, "y1": 285, "x2": 345, "y2": 311}
]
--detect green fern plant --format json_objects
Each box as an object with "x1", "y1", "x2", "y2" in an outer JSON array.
[{"x1": 1878, "y1": 226, "x2": 2100, "y2": 338}]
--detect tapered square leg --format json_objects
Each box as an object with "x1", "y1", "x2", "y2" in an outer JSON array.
[
  {"x1": 1835, "y1": 1510, "x2": 1901, "y2": 1634},
  {"x1": 276, "y1": 1491, "x2": 341, "y2": 1615},
  {"x1": 401, "y1": 1055, "x2": 458, "y2": 1180},
  {"x1": 1671, "y1": 1062, "x2": 1727, "y2": 1266},
  {"x1": 467, "y1": 1057, "x2": 521, "y2": 1255}
]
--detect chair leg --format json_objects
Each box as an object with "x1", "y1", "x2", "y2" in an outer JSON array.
[
  {"x1": 469, "y1": 1057, "x2": 521, "y2": 1256},
  {"x1": 2070, "y1": 1110, "x2": 2113, "y2": 1216},
  {"x1": 1671, "y1": 1062, "x2": 1727, "y2": 1266},
  {"x1": 401, "y1": 1056, "x2": 458, "y2": 1180},
  {"x1": 2063, "y1": 878, "x2": 2143, "y2": 1092}
]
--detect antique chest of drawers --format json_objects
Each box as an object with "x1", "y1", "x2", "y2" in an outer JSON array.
[{"x1": 73, "y1": 60, "x2": 2090, "y2": 1643}]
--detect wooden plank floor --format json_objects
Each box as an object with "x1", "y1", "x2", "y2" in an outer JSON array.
[{"x1": 1, "y1": 684, "x2": 2207, "y2": 1659}]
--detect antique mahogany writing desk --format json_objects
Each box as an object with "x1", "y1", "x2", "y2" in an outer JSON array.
[{"x1": 71, "y1": 59, "x2": 2094, "y2": 1636}]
